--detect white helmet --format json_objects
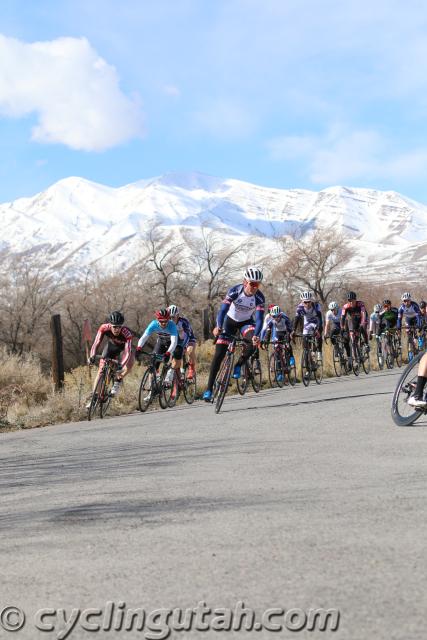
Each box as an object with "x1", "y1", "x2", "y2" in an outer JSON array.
[
  {"x1": 374, "y1": 303, "x2": 381, "y2": 313},
  {"x1": 328, "y1": 301, "x2": 338, "y2": 311},
  {"x1": 300, "y1": 291, "x2": 313, "y2": 301},
  {"x1": 270, "y1": 305, "x2": 281, "y2": 317},
  {"x1": 243, "y1": 266, "x2": 263, "y2": 282},
  {"x1": 401, "y1": 292, "x2": 411, "y2": 301},
  {"x1": 167, "y1": 304, "x2": 179, "y2": 316}
]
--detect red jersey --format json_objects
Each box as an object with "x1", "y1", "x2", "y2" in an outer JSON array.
[
  {"x1": 340, "y1": 301, "x2": 367, "y2": 328},
  {"x1": 90, "y1": 323, "x2": 133, "y2": 367}
]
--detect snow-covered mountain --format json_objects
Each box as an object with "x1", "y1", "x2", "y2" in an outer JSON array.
[{"x1": 2, "y1": 171, "x2": 427, "y2": 283}]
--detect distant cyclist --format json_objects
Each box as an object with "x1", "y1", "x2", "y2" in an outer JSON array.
[
  {"x1": 136, "y1": 308, "x2": 178, "y2": 385},
  {"x1": 202, "y1": 266, "x2": 265, "y2": 402},
  {"x1": 340, "y1": 291, "x2": 368, "y2": 350},
  {"x1": 324, "y1": 301, "x2": 351, "y2": 359},
  {"x1": 167, "y1": 304, "x2": 197, "y2": 379},
  {"x1": 379, "y1": 299, "x2": 399, "y2": 333},
  {"x1": 397, "y1": 292, "x2": 422, "y2": 336},
  {"x1": 369, "y1": 304, "x2": 382, "y2": 339},
  {"x1": 291, "y1": 291, "x2": 323, "y2": 354},
  {"x1": 87, "y1": 310, "x2": 134, "y2": 407},
  {"x1": 260, "y1": 305, "x2": 294, "y2": 381}
]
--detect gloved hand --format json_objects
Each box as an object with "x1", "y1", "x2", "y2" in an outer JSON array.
[
  {"x1": 88, "y1": 356, "x2": 96, "y2": 365},
  {"x1": 163, "y1": 351, "x2": 171, "y2": 364}
]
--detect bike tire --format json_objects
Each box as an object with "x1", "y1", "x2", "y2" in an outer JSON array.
[
  {"x1": 333, "y1": 346, "x2": 342, "y2": 377},
  {"x1": 87, "y1": 373, "x2": 105, "y2": 421},
  {"x1": 376, "y1": 341, "x2": 384, "y2": 370},
  {"x1": 214, "y1": 354, "x2": 233, "y2": 414},
  {"x1": 138, "y1": 368, "x2": 154, "y2": 412},
  {"x1": 268, "y1": 352, "x2": 278, "y2": 388},
  {"x1": 362, "y1": 344, "x2": 371, "y2": 374},
  {"x1": 391, "y1": 352, "x2": 425, "y2": 426},
  {"x1": 165, "y1": 370, "x2": 180, "y2": 408},
  {"x1": 251, "y1": 357, "x2": 262, "y2": 392},
  {"x1": 395, "y1": 342, "x2": 403, "y2": 367},
  {"x1": 183, "y1": 368, "x2": 197, "y2": 404},
  {"x1": 301, "y1": 349, "x2": 310, "y2": 386},
  {"x1": 314, "y1": 355, "x2": 323, "y2": 384},
  {"x1": 99, "y1": 368, "x2": 114, "y2": 418},
  {"x1": 236, "y1": 362, "x2": 249, "y2": 395}
]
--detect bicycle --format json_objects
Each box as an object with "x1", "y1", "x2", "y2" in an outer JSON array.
[
  {"x1": 295, "y1": 333, "x2": 323, "y2": 386},
  {"x1": 236, "y1": 347, "x2": 262, "y2": 395},
  {"x1": 267, "y1": 339, "x2": 296, "y2": 387},
  {"x1": 328, "y1": 334, "x2": 349, "y2": 377},
  {"x1": 137, "y1": 352, "x2": 175, "y2": 412},
  {"x1": 381, "y1": 329, "x2": 396, "y2": 369},
  {"x1": 164, "y1": 350, "x2": 198, "y2": 407},
  {"x1": 87, "y1": 356, "x2": 120, "y2": 421},
  {"x1": 405, "y1": 326, "x2": 419, "y2": 362},
  {"x1": 210, "y1": 336, "x2": 246, "y2": 414},
  {"x1": 391, "y1": 351, "x2": 426, "y2": 426},
  {"x1": 349, "y1": 329, "x2": 370, "y2": 375},
  {"x1": 375, "y1": 334, "x2": 384, "y2": 370}
]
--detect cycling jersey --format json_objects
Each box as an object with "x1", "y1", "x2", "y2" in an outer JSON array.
[
  {"x1": 325, "y1": 309, "x2": 341, "y2": 332},
  {"x1": 340, "y1": 301, "x2": 367, "y2": 331},
  {"x1": 260, "y1": 312, "x2": 292, "y2": 341},
  {"x1": 369, "y1": 311, "x2": 380, "y2": 335},
  {"x1": 379, "y1": 307, "x2": 398, "y2": 330},
  {"x1": 294, "y1": 302, "x2": 323, "y2": 334},
  {"x1": 217, "y1": 284, "x2": 265, "y2": 336},
  {"x1": 137, "y1": 319, "x2": 178, "y2": 354},
  {"x1": 90, "y1": 323, "x2": 133, "y2": 367},
  {"x1": 397, "y1": 302, "x2": 421, "y2": 329},
  {"x1": 175, "y1": 316, "x2": 196, "y2": 347}
]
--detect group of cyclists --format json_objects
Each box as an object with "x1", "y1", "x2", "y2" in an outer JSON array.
[{"x1": 85, "y1": 265, "x2": 427, "y2": 411}]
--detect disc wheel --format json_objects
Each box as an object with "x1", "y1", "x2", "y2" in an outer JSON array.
[{"x1": 391, "y1": 352, "x2": 425, "y2": 426}]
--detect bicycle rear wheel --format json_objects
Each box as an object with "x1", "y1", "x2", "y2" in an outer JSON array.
[
  {"x1": 314, "y1": 354, "x2": 323, "y2": 384},
  {"x1": 251, "y1": 356, "x2": 262, "y2": 392},
  {"x1": 236, "y1": 361, "x2": 249, "y2": 395},
  {"x1": 332, "y1": 344, "x2": 342, "y2": 377},
  {"x1": 214, "y1": 354, "x2": 233, "y2": 414},
  {"x1": 394, "y1": 339, "x2": 403, "y2": 367},
  {"x1": 138, "y1": 368, "x2": 154, "y2": 412},
  {"x1": 391, "y1": 352, "x2": 424, "y2": 426},
  {"x1": 183, "y1": 367, "x2": 197, "y2": 404},
  {"x1": 362, "y1": 343, "x2": 371, "y2": 374},
  {"x1": 301, "y1": 350, "x2": 310, "y2": 386}
]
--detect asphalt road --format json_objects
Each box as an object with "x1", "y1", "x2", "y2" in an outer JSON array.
[{"x1": 1, "y1": 369, "x2": 426, "y2": 640}]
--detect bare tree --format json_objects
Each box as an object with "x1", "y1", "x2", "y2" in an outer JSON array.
[
  {"x1": 0, "y1": 254, "x2": 63, "y2": 354},
  {"x1": 183, "y1": 227, "x2": 248, "y2": 329},
  {"x1": 277, "y1": 226, "x2": 354, "y2": 304}
]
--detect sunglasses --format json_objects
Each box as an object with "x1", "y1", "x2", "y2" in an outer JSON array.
[
  {"x1": 247, "y1": 281, "x2": 261, "y2": 287},
  {"x1": 111, "y1": 324, "x2": 122, "y2": 329}
]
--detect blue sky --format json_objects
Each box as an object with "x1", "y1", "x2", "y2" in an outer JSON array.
[{"x1": 2, "y1": 0, "x2": 427, "y2": 203}]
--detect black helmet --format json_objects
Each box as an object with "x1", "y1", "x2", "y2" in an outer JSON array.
[
  {"x1": 347, "y1": 291, "x2": 357, "y2": 301},
  {"x1": 420, "y1": 301, "x2": 427, "y2": 309},
  {"x1": 383, "y1": 299, "x2": 391, "y2": 306},
  {"x1": 109, "y1": 310, "x2": 124, "y2": 325}
]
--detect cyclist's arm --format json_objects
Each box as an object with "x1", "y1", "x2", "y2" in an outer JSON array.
[
  {"x1": 121, "y1": 334, "x2": 133, "y2": 367},
  {"x1": 90, "y1": 324, "x2": 106, "y2": 358},
  {"x1": 137, "y1": 321, "x2": 157, "y2": 349},
  {"x1": 216, "y1": 301, "x2": 231, "y2": 331},
  {"x1": 254, "y1": 308, "x2": 265, "y2": 336}
]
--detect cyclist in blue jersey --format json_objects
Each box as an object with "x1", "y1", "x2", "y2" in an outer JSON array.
[
  {"x1": 203, "y1": 266, "x2": 265, "y2": 402},
  {"x1": 136, "y1": 308, "x2": 178, "y2": 384},
  {"x1": 167, "y1": 304, "x2": 197, "y2": 379}
]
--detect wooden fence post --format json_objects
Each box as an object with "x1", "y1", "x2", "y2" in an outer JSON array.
[{"x1": 51, "y1": 314, "x2": 64, "y2": 391}]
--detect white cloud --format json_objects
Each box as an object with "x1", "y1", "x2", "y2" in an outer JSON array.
[
  {"x1": 267, "y1": 125, "x2": 427, "y2": 185},
  {"x1": 162, "y1": 84, "x2": 181, "y2": 97},
  {"x1": 0, "y1": 34, "x2": 144, "y2": 151}
]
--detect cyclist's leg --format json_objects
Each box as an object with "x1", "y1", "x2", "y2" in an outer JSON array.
[
  {"x1": 408, "y1": 352, "x2": 427, "y2": 406},
  {"x1": 236, "y1": 324, "x2": 256, "y2": 364},
  {"x1": 186, "y1": 341, "x2": 197, "y2": 377},
  {"x1": 205, "y1": 317, "x2": 238, "y2": 392}
]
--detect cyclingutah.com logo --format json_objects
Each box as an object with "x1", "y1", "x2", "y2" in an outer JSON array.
[{"x1": 0, "y1": 601, "x2": 340, "y2": 639}]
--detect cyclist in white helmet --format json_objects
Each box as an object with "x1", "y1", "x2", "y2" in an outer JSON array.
[
  {"x1": 369, "y1": 303, "x2": 382, "y2": 340},
  {"x1": 291, "y1": 291, "x2": 323, "y2": 354},
  {"x1": 203, "y1": 266, "x2": 265, "y2": 402},
  {"x1": 167, "y1": 304, "x2": 197, "y2": 379}
]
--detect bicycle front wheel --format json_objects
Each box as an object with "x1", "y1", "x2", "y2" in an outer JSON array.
[
  {"x1": 214, "y1": 354, "x2": 233, "y2": 414},
  {"x1": 236, "y1": 362, "x2": 249, "y2": 395},
  {"x1": 332, "y1": 344, "x2": 342, "y2": 377},
  {"x1": 183, "y1": 368, "x2": 197, "y2": 404},
  {"x1": 376, "y1": 340, "x2": 384, "y2": 370},
  {"x1": 87, "y1": 373, "x2": 105, "y2": 421},
  {"x1": 138, "y1": 368, "x2": 154, "y2": 412},
  {"x1": 362, "y1": 343, "x2": 371, "y2": 374},
  {"x1": 314, "y1": 354, "x2": 323, "y2": 384},
  {"x1": 268, "y1": 352, "x2": 278, "y2": 388},
  {"x1": 391, "y1": 352, "x2": 424, "y2": 426}
]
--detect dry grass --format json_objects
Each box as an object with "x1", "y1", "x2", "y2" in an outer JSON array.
[{"x1": 0, "y1": 339, "x2": 409, "y2": 431}]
